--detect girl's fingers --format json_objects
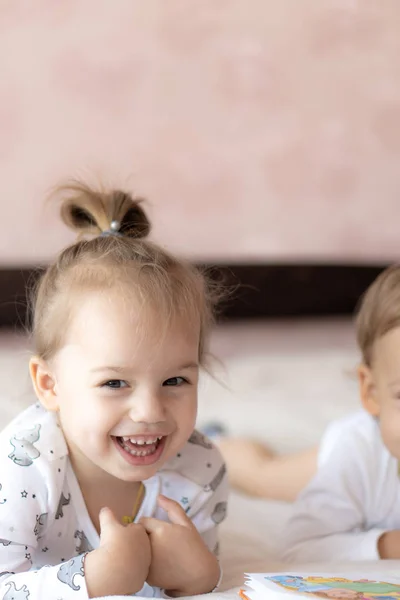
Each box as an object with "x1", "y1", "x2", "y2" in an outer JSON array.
[
  {"x1": 157, "y1": 494, "x2": 193, "y2": 528},
  {"x1": 99, "y1": 506, "x2": 121, "y2": 541},
  {"x1": 140, "y1": 516, "x2": 166, "y2": 533}
]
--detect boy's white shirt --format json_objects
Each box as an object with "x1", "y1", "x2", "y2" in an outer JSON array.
[
  {"x1": 0, "y1": 404, "x2": 228, "y2": 599},
  {"x1": 282, "y1": 410, "x2": 399, "y2": 563}
]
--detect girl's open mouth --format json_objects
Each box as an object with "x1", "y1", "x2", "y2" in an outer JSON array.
[{"x1": 113, "y1": 434, "x2": 166, "y2": 466}]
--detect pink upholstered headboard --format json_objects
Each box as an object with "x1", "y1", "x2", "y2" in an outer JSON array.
[{"x1": 0, "y1": 1, "x2": 400, "y2": 267}]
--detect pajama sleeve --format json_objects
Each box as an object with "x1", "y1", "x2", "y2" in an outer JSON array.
[
  {"x1": 191, "y1": 459, "x2": 229, "y2": 558},
  {"x1": 0, "y1": 554, "x2": 89, "y2": 600},
  {"x1": 188, "y1": 451, "x2": 229, "y2": 593},
  {"x1": 0, "y1": 441, "x2": 90, "y2": 599}
]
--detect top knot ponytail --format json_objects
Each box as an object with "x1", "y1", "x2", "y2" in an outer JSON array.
[{"x1": 57, "y1": 181, "x2": 150, "y2": 240}]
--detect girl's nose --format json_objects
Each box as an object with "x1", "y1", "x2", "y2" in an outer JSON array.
[{"x1": 128, "y1": 389, "x2": 166, "y2": 424}]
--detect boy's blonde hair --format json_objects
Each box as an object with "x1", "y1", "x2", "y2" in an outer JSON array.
[
  {"x1": 31, "y1": 181, "x2": 220, "y2": 363},
  {"x1": 356, "y1": 265, "x2": 400, "y2": 366}
]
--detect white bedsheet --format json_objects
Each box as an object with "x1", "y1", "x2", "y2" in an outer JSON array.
[{"x1": 1, "y1": 319, "x2": 389, "y2": 600}]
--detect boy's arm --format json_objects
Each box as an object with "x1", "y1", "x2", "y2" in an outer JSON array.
[{"x1": 281, "y1": 425, "x2": 389, "y2": 562}]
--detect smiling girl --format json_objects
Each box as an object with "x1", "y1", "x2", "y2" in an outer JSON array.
[{"x1": 0, "y1": 182, "x2": 228, "y2": 598}]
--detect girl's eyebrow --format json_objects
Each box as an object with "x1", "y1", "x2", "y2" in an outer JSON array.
[
  {"x1": 90, "y1": 362, "x2": 199, "y2": 374},
  {"x1": 90, "y1": 365, "x2": 129, "y2": 374}
]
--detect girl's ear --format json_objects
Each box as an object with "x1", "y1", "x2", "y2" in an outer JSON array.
[
  {"x1": 29, "y1": 356, "x2": 59, "y2": 412},
  {"x1": 358, "y1": 363, "x2": 380, "y2": 417}
]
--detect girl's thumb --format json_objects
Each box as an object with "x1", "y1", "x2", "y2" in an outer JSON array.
[{"x1": 99, "y1": 506, "x2": 118, "y2": 538}]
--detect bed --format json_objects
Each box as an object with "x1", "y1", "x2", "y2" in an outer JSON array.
[{"x1": 0, "y1": 319, "x2": 394, "y2": 599}]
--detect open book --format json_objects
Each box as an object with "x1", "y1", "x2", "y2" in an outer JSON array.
[{"x1": 240, "y1": 573, "x2": 400, "y2": 600}]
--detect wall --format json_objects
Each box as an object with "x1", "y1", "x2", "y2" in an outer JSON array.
[{"x1": 1, "y1": 0, "x2": 400, "y2": 265}]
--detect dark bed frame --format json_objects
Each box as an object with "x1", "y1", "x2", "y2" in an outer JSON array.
[{"x1": 0, "y1": 264, "x2": 387, "y2": 328}]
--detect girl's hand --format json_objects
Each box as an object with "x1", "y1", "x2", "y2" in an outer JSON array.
[
  {"x1": 85, "y1": 507, "x2": 151, "y2": 598},
  {"x1": 140, "y1": 495, "x2": 220, "y2": 597}
]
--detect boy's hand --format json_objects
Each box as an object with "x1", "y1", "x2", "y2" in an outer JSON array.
[
  {"x1": 378, "y1": 530, "x2": 400, "y2": 558},
  {"x1": 140, "y1": 495, "x2": 220, "y2": 597},
  {"x1": 85, "y1": 507, "x2": 151, "y2": 598}
]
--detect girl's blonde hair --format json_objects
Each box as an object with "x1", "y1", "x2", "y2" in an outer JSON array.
[
  {"x1": 356, "y1": 265, "x2": 400, "y2": 366},
  {"x1": 32, "y1": 181, "x2": 220, "y2": 362}
]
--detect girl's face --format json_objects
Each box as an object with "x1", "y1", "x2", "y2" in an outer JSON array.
[{"x1": 35, "y1": 291, "x2": 199, "y2": 484}]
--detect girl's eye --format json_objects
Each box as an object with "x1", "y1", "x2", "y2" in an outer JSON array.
[
  {"x1": 102, "y1": 380, "x2": 128, "y2": 390},
  {"x1": 163, "y1": 376, "x2": 187, "y2": 387}
]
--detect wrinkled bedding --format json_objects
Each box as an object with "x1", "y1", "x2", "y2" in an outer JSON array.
[{"x1": 2, "y1": 320, "x2": 387, "y2": 600}]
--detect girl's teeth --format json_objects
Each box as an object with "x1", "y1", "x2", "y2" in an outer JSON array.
[
  {"x1": 121, "y1": 436, "x2": 162, "y2": 445},
  {"x1": 118, "y1": 436, "x2": 163, "y2": 457},
  {"x1": 120, "y1": 440, "x2": 158, "y2": 456}
]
